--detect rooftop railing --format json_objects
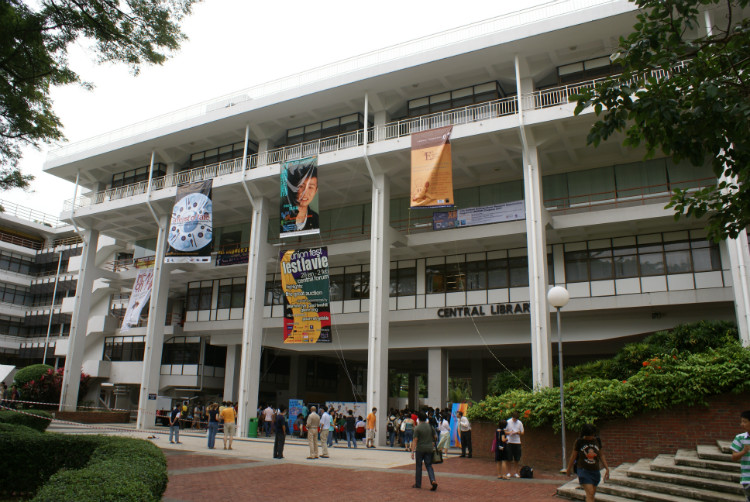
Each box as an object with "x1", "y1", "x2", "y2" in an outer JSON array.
[
  {"x1": 62, "y1": 61, "x2": 686, "y2": 212},
  {"x1": 0, "y1": 199, "x2": 63, "y2": 228},
  {"x1": 47, "y1": 0, "x2": 623, "y2": 162}
]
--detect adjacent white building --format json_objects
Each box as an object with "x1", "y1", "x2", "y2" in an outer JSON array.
[{"x1": 35, "y1": 0, "x2": 750, "y2": 438}]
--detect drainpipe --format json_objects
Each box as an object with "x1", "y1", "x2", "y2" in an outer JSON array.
[
  {"x1": 42, "y1": 250, "x2": 63, "y2": 365},
  {"x1": 362, "y1": 93, "x2": 380, "y2": 190},
  {"x1": 69, "y1": 172, "x2": 84, "y2": 240},
  {"x1": 145, "y1": 151, "x2": 161, "y2": 226}
]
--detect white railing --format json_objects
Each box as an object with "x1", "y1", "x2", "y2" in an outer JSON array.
[
  {"x1": 47, "y1": 0, "x2": 625, "y2": 162},
  {"x1": 0, "y1": 199, "x2": 63, "y2": 228},
  {"x1": 63, "y1": 59, "x2": 686, "y2": 211}
]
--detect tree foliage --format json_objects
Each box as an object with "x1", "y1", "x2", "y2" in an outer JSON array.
[
  {"x1": 572, "y1": 0, "x2": 750, "y2": 242},
  {"x1": 0, "y1": 0, "x2": 197, "y2": 187}
]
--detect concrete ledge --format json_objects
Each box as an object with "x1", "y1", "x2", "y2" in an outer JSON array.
[{"x1": 54, "y1": 411, "x2": 130, "y2": 423}]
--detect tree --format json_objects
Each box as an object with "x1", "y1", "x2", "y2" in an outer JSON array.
[
  {"x1": 572, "y1": 0, "x2": 750, "y2": 242},
  {"x1": 0, "y1": 0, "x2": 198, "y2": 189}
]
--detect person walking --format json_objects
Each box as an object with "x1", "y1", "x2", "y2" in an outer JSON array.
[
  {"x1": 273, "y1": 407, "x2": 287, "y2": 459},
  {"x1": 319, "y1": 405, "x2": 331, "y2": 458},
  {"x1": 730, "y1": 410, "x2": 750, "y2": 502},
  {"x1": 387, "y1": 413, "x2": 398, "y2": 448},
  {"x1": 403, "y1": 412, "x2": 415, "y2": 452},
  {"x1": 263, "y1": 403, "x2": 275, "y2": 437},
  {"x1": 457, "y1": 410, "x2": 472, "y2": 458},
  {"x1": 306, "y1": 405, "x2": 321, "y2": 459},
  {"x1": 206, "y1": 403, "x2": 219, "y2": 449},
  {"x1": 168, "y1": 403, "x2": 182, "y2": 444},
  {"x1": 505, "y1": 410, "x2": 524, "y2": 477},
  {"x1": 436, "y1": 413, "x2": 451, "y2": 458},
  {"x1": 411, "y1": 411, "x2": 438, "y2": 491},
  {"x1": 566, "y1": 423, "x2": 610, "y2": 502},
  {"x1": 220, "y1": 402, "x2": 237, "y2": 450},
  {"x1": 366, "y1": 407, "x2": 377, "y2": 448}
]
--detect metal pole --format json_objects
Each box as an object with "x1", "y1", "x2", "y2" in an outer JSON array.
[
  {"x1": 43, "y1": 251, "x2": 63, "y2": 365},
  {"x1": 557, "y1": 306, "x2": 566, "y2": 471}
]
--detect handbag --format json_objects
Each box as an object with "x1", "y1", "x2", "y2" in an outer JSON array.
[
  {"x1": 491, "y1": 437, "x2": 497, "y2": 453},
  {"x1": 431, "y1": 448, "x2": 444, "y2": 464}
]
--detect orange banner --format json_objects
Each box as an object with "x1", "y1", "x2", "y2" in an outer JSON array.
[{"x1": 410, "y1": 126, "x2": 454, "y2": 208}]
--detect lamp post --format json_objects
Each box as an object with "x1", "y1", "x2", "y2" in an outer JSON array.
[{"x1": 547, "y1": 285, "x2": 569, "y2": 472}]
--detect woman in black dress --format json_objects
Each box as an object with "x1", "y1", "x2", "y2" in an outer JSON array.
[{"x1": 495, "y1": 419, "x2": 509, "y2": 479}]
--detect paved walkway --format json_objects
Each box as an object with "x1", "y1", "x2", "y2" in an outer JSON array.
[{"x1": 49, "y1": 423, "x2": 568, "y2": 501}]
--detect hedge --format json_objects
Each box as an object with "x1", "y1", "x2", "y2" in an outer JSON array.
[
  {"x1": 0, "y1": 423, "x2": 167, "y2": 501},
  {"x1": 0, "y1": 409, "x2": 52, "y2": 431}
]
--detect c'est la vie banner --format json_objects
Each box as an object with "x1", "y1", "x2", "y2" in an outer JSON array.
[
  {"x1": 410, "y1": 126, "x2": 454, "y2": 209},
  {"x1": 165, "y1": 180, "x2": 213, "y2": 263},
  {"x1": 279, "y1": 247, "x2": 331, "y2": 343}
]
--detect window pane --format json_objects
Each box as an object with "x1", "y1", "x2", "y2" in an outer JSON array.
[
  {"x1": 692, "y1": 246, "x2": 721, "y2": 272},
  {"x1": 487, "y1": 259, "x2": 508, "y2": 289},
  {"x1": 565, "y1": 252, "x2": 588, "y2": 283},
  {"x1": 329, "y1": 275, "x2": 343, "y2": 301},
  {"x1": 199, "y1": 287, "x2": 213, "y2": 310},
  {"x1": 398, "y1": 268, "x2": 416, "y2": 296},
  {"x1": 426, "y1": 265, "x2": 446, "y2": 293},
  {"x1": 639, "y1": 253, "x2": 664, "y2": 276},
  {"x1": 590, "y1": 256, "x2": 614, "y2": 280},
  {"x1": 231, "y1": 283, "x2": 245, "y2": 308},
  {"x1": 444, "y1": 263, "x2": 465, "y2": 292},
  {"x1": 665, "y1": 250, "x2": 691, "y2": 274},
  {"x1": 466, "y1": 261, "x2": 486, "y2": 291},
  {"x1": 509, "y1": 257, "x2": 528, "y2": 287},
  {"x1": 614, "y1": 255, "x2": 638, "y2": 278},
  {"x1": 217, "y1": 285, "x2": 232, "y2": 309}
]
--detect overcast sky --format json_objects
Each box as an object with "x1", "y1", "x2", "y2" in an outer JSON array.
[{"x1": 4, "y1": 0, "x2": 554, "y2": 218}]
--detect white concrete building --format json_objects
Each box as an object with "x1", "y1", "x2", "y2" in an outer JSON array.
[{"x1": 39, "y1": 0, "x2": 750, "y2": 438}]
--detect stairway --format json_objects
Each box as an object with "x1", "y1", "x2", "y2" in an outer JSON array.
[{"x1": 557, "y1": 440, "x2": 744, "y2": 501}]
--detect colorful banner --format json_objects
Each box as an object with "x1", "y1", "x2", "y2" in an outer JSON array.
[
  {"x1": 165, "y1": 180, "x2": 213, "y2": 263},
  {"x1": 121, "y1": 257, "x2": 155, "y2": 332},
  {"x1": 288, "y1": 399, "x2": 304, "y2": 433},
  {"x1": 433, "y1": 200, "x2": 525, "y2": 230},
  {"x1": 279, "y1": 247, "x2": 331, "y2": 343},
  {"x1": 280, "y1": 157, "x2": 320, "y2": 238},
  {"x1": 215, "y1": 246, "x2": 249, "y2": 267},
  {"x1": 326, "y1": 401, "x2": 367, "y2": 421},
  {"x1": 450, "y1": 402, "x2": 469, "y2": 448},
  {"x1": 410, "y1": 126, "x2": 454, "y2": 208}
]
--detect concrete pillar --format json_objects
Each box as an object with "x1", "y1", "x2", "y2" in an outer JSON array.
[
  {"x1": 408, "y1": 373, "x2": 420, "y2": 410},
  {"x1": 257, "y1": 139, "x2": 270, "y2": 166},
  {"x1": 236, "y1": 197, "x2": 272, "y2": 436},
  {"x1": 59, "y1": 229, "x2": 99, "y2": 411},
  {"x1": 135, "y1": 216, "x2": 171, "y2": 429},
  {"x1": 426, "y1": 348, "x2": 448, "y2": 409},
  {"x1": 366, "y1": 172, "x2": 390, "y2": 445},
  {"x1": 471, "y1": 357, "x2": 485, "y2": 402},
  {"x1": 288, "y1": 353, "x2": 300, "y2": 398},
  {"x1": 516, "y1": 56, "x2": 552, "y2": 389},
  {"x1": 223, "y1": 345, "x2": 241, "y2": 401},
  {"x1": 373, "y1": 110, "x2": 387, "y2": 142},
  {"x1": 723, "y1": 233, "x2": 750, "y2": 347}
]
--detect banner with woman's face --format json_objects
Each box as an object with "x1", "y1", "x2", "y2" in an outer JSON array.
[{"x1": 280, "y1": 156, "x2": 320, "y2": 238}]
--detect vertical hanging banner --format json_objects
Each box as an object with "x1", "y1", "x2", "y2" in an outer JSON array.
[
  {"x1": 410, "y1": 126, "x2": 454, "y2": 208},
  {"x1": 280, "y1": 247, "x2": 331, "y2": 343},
  {"x1": 121, "y1": 257, "x2": 155, "y2": 332},
  {"x1": 165, "y1": 180, "x2": 213, "y2": 263},
  {"x1": 280, "y1": 157, "x2": 320, "y2": 238}
]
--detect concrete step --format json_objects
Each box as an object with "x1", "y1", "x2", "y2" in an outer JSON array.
[
  {"x1": 697, "y1": 444, "x2": 734, "y2": 463},
  {"x1": 603, "y1": 464, "x2": 744, "y2": 502},
  {"x1": 651, "y1": 454, "x2": 740, "y2": 484},
  {"x1": 556, "y1": 477, "x2": 638, "y2": 502},
  {"x1": 718, "y1": 440, "x2": 733, "y2": 455},
  {"x1": 628, "y1": 458, "x2": 743, "y2": 495},
  {"x1": 675, "y1": 448, "x2": 740, "y2": 473}
]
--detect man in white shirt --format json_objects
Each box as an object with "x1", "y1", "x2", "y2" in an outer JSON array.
[
  {"x1": 263, "y1": 404, "x2": 274, "y2": 437},
  {"x1": 457, "y1": 410, "x2": 472, "y2": 458},
  {"x1": 505, "y1": 410, "x2": 525, "y2": 478},
  {"x1": 319, "y1": 405, "x2": 332, "y2": 458}
]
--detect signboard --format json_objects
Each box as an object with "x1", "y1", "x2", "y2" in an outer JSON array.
[
  {"x1": 279, "y1": 247, "x2": 331, "y2": 343},
  {"x1": 410, "y1": 126, "x2": 454, "y2": 208},
  {"x1": 433, "y1": 200, "x2": 525, "y2": 230},
  {"x1": 437, "y1": 303, "x2": 530, "y2": 318},
  {"x1": 165, "y1": 180, "x2": 213, "y2": 263},
  {"x1": 215, "y1": 246, "x2": 249, "y2": 267},
  {"x1": 148, "y1": 393, "x2": 157, "y2": 400},
  {"x1": 121, "y1": 257, "x2": 155, "y2": 332},
  {"x1": 280, "y1": 157, "x2": 320, "y2": 238}
]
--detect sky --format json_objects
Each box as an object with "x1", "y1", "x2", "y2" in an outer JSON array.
[{"x1": 4, "y1": 0, "x2": 555, "y2": 218}]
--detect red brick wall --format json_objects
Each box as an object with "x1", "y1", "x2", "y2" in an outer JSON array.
[
  {"x1": 54, "y1": 411, "x2": 130, "y2": 423},
  {"x1": 472, "y1": 392, "x2": 749, "y2": 471}
]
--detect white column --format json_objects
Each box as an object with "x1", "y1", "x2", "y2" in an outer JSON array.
[
  {"x1": 236, "y1": 197, "x2": 271, "y2": 436},
  {"x1": 59, "y1": 229, "x2": 99, "y2": 411},
  {"x1": 516, "y1": 55, "x2": 552, "y2": 388},
  {"x1": 724, "y1": 233, "x2": 750, "y2": 346},
  {"x1": 426, "y1": 348, "x2": 448, "y2": 409},
  {"x1": 223, "y1": 345, "x2": 241, "y2": 401},
  {"x1": 136, "y1": 216, "x2": 171, "y2": 429},
  {"x1": 367, "y1": 172, "x2": 390, "y2": 445}
]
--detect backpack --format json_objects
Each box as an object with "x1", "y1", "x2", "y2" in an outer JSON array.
[
  {"x1": 387, "y1": 420, "x2": 394, "y2": 433},
  {"x1": 519, "y1": 466, "x2": 534, "y2": 478}
]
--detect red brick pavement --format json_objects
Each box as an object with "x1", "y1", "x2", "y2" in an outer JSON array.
[
  {"x1": 166, "y1": 453, "x2": 256, "y2": 471},
  {"x1": 164, "y1": 453, "x2": 564, "y2": 501}
]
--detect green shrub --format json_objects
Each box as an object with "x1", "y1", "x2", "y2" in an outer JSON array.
[
  {"x1": 0, "y1": 424, "x2": 167, "y2": 501},
  {"x1": 13, "y1": 364, "x2": 54, "y2": 387},
  {"x1": 0, "y1": 409, "x2": 52, "y2": 431},
  {"x1": 468, "y1": 340, "x2": 750, "y2": 431}
]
